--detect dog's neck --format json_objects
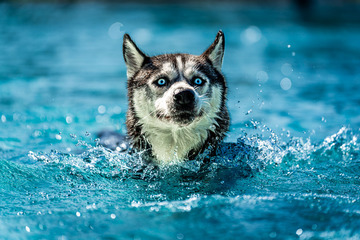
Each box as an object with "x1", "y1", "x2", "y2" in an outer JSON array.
[{"x1": 138, "y1": 114, "x2": 217, "y2": 164}]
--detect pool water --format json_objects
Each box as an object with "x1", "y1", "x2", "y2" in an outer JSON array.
[{"x1": 1, "y1": 2, "x2": 360, "y2": 239}]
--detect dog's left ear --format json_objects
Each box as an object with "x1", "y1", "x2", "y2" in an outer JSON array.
[
  {"x1": 201, "y1": 30, "x2": 225, "y2": 72},
  {"x1": 123, "y1": 34, "x2": 149, "y2": 79}
]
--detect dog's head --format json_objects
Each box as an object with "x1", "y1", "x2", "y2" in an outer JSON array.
[{"x1": 123, "y1": 31, "x2": 226, "y2": 128}]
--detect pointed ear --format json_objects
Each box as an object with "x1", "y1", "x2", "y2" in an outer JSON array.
[
  {"x1": 123, "y1": 34, "x2": 149, "y2": 79},
  {"x1": 201, "y1": 30, "x2": 225, "y2": 72}
]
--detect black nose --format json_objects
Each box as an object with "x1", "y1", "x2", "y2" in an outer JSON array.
[{"x1": 174, "y1": 90, "x2": 195, "y2": 107}]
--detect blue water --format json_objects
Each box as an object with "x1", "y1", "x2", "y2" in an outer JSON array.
[{"x1": 1, "y1": 2, "x2": 360, "y2": 239}]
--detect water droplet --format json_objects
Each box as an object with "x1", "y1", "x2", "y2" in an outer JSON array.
[
  {"x1": 296, "y1": 228, "x2": 303, "y2": 236},
  {"x1": 1, "y1": 115, "x2": 6, "y2": 123},
  {"x1": 280, "y1": 78, "x2": 292, "y2": 91},
  {"x1": 241, "y1": 26, "x2": 262, "y2": 45},
  {"x1": 33, "y1": 130, "x2": 41, "y2": 137},
  {"x1": 112, "y1": 106, "x2": 122, "y2": 114},
  {"x1": 256, "y1": 70, "x2": 269, "y2": 83},
  {"x1": 245, "y1": 109, "x2": 253, "y2": 115},
  {"x1": 108, "y1": 22, "x2": 123, "y2": 40},
  {"x1": 269, "y1": 232, "x2": 277, "y2": 238},
  {"x1": 131, "y1": 201, "x2": 141, "y2": 207},
  {"x1": 177, "y1": 233, "x2": 184, "y2": 240},
  {"x1": 98, "y1": 105, "x2": 106, "y2": 114},
  {"x1": 66, "y1": 115, "x2": 73, "y2": 124}
]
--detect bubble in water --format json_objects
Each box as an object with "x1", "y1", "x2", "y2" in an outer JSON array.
[
  {"x1": 112, "y1": 106, "x2": 122, "y2": 114},
  {"x1": 108, "y1": 22, "x2": 123, "y2": 40},
  {"x1": 110, "y1": 214, "x2": 116, "y2": 219},
  {"x1": 55, "y1": 134, "x2": 62, "y2": 140},
  {"x1": 256, "y1": 70, "x2": 268, "y2": 83},
  {"x1": 76, "y1": 212, "x2": 81, "y2": 217},
  {"x1": 96, "y1": 115, "x2": 109, "y2": 123},
  {"x1": 281, "y1": 63, "x2": 293, "y2": 76},
  {"x1": 287, "y1": 44, "x2": 291, "y2": 48},
  {"x1": 66, "y1": 115, "x2": 73, "y2": 124},
  {"x1": 98, "y1": 105, "x2": 106, "y2": 114},
  {"x1": 280, "y1": 78, "x2": 292, "y2": 91},
  {"x1": 177, "y1": 233, "x2": 184, "y2": 240},
  {"x1": 269, "y1": 232, "x2": 277, "y2": 238},
  {"x1": 1, "y1": 115, "x2": 6, "y2": 123},
  {"x1": 33, "y1": 130, "x2": 41, "y2": 137},
  {"x1": 241, "y1": 26, "x2": 262, "y2": 45},
  {"x1": 296, "y1": 229, "x2": 303, "y2": 236},
  {"x1": 25, "y1": 226, "x2": 30, "y2": 232}
]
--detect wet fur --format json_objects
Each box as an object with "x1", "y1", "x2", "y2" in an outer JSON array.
[{"x1": 124, "y1": 31, "x2": 229, "y2": 164}]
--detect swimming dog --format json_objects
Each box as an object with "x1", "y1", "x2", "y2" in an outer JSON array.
[{"x1": 121, "y1": 31, "x2": 230, "y2": 164}]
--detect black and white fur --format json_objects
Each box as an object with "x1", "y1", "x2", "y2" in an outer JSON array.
[{"x1": 123, "y1": 31, "x2": 229, "y2": 164}]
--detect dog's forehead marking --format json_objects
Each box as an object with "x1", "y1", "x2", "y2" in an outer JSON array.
[
  {"x1": 159, "y1": 61, "x2": 177, "y2": 80},
  {"x1": 162, "y1": 62, "x2": 174, "y2": 73},
  {"x1": 176, "y1": 56, "x2": 184, "y2": 73},
  {"x1": 184, "y1": 60, "x2": 195, "y2": 76}
]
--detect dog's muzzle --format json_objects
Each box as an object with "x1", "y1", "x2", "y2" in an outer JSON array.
[
  {"x1": 170, "y1": 89, "x2": 198, "y2": 124},
  {"x1": 174, "y1": 89, "x2": 195, "y2": 111}
]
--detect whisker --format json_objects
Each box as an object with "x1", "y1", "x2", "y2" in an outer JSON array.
[{"x1": 140, "y1": 109, "x2": 157, "y2": 121}]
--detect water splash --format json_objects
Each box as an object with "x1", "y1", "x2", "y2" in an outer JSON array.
[
  {"x1": 1, "y1": 126, "x2": 359, "y2": 238},
  {"x1": 21, "y1": 126, "x2": 359, "y2": 194}
]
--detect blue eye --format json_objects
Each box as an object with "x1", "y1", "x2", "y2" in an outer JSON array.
[
  {"x1": 193, "y1": 78, "x2": 204, "y2": 86},
  {"x1": 156, "y1": 78, "x2": 167, "y2": 87}
]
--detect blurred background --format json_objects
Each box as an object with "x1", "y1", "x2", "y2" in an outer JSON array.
[{"x1": 0, "y1": 0, "x2": 360, "y2": 152}]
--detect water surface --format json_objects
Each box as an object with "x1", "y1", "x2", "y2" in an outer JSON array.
[{"x1": 1, "y1": 3, "x2": 360, "y2": 239}]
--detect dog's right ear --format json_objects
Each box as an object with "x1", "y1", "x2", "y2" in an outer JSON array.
[{"x1": 123, "y1": 34, "x2": 149, "y2": 79}]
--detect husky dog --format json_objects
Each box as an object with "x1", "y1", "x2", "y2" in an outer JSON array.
[{"x1": 123, "y1": 31, "x2": 229, "y2": 164}]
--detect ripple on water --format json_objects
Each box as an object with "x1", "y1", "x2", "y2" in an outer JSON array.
[{"x1": 0, "y1": 127, "x2": 359, "y2": 239}]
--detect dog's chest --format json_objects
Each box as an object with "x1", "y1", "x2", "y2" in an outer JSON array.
[{"x1": 142, "y1": 119, "x2": 212, "y2": 163}]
